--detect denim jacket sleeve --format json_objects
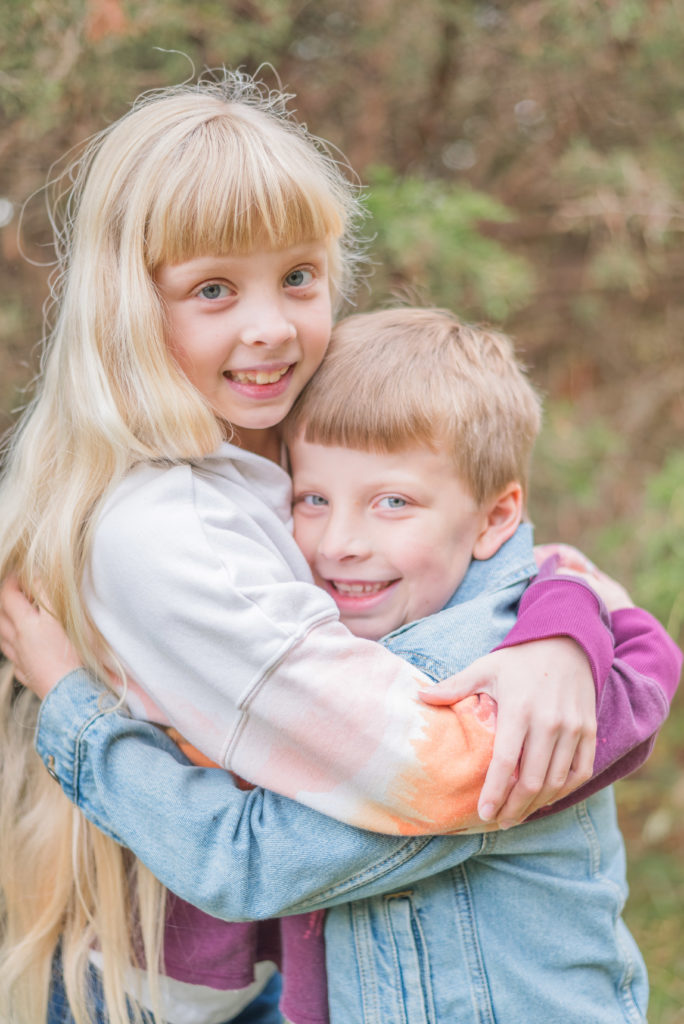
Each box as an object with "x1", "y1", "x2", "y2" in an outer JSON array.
[{"x1": 35, "y1": 672, "x2": 482, "y2": 921}]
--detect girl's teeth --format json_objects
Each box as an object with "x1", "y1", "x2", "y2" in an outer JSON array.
[
  {"x1": 230, "y1": 367, "x2": 289, "y2": 384},
  {"x1": 333, "y1": 581, "x2": 390, "y2": 595}
]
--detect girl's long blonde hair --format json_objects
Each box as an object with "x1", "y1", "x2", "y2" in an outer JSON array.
[{"x1": 0, "y1": 69, "x2": 362, "y2": 1024}]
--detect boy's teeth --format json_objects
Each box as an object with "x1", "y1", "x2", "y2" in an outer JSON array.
[
  {"x1": 332, "y1": 581, "x2": 390, "y2": 595},
  {"x1": 230, "y1": 367, "x2": 289, "y2": 384}
]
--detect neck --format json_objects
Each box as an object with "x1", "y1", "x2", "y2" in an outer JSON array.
[{"x1": 230, "y1": 425, "x2": 282, "y2": 464}]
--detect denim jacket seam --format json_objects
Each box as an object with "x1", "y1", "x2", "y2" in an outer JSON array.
[
  {"x1": 442, "y1": 560, "x2": 536, "y2": 609},
  {"x1": 382, "y1": 650, "x2": 445, "y2": 681},
  {"x1": 72, "y1": 702, "x2": 118, "y2": 806},
  {"x1": 295, "y1": 837, "x2": 434, "y2": 906}
]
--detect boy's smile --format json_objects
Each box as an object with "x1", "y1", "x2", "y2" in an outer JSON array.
[
  {"x1": 155, "y1": 243, "x2": 332, "y2": 442},
  {"x1": 291, "y1": 438, "x2": 494, "y2": 641}
]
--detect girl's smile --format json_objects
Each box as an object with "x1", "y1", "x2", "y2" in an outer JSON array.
[
  {"x1": 223, "y1": 361, "x2": 295, "y2": 398},
  {"x1": 155, "y1": 243, "x2": 332, "y2": 440}
]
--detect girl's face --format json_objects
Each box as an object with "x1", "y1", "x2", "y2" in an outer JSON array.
[{"x1": 156, "y1": 242, "x2": 332, "y2": 442}]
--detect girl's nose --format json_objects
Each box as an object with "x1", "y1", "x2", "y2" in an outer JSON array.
[{"x1": 239, "y1": 302, "x2": 296, "y2": 348}]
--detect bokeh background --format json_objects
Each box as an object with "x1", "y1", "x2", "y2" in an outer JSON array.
[{"x1": 1, "y1": 1, "x2": 683, "y2": 1018}]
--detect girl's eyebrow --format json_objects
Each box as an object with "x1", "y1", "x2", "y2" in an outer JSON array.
[{"x1": 275, "y1": 241, "x2": 329, "y2": 263}]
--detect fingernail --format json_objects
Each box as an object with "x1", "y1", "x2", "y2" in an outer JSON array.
[
  {"x1": 499, "y1": 820, "x2": 516, "y2": 831},
  {"x1": 479, "y1": 803, "x2": 495, "y2": 821}
]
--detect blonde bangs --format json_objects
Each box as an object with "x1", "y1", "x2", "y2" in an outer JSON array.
[{"x1": 144, "y1": 111, "x2": 347, "y2": 276}]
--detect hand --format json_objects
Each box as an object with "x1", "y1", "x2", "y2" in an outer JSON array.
[
  {"x1": 557, "y1": 568, "x2": 634, "y2": 613},
  {"x1": 534, "y1": 543, "x2": 634, "y2": 613},
  {"x1": 0, "y1": 576, "x2": 83, "y2": 698},
  {"x1": 420, "y1": 637, "x2": 597, "y2": 828}
]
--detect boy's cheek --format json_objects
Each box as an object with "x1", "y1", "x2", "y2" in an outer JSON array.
[{"x1": 292, "y1": 514, "x2": 317, "y2": 565}]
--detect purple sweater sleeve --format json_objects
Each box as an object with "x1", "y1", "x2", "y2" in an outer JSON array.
[{"x1": 495, "y1": 573, "x2": 682, "y2": 819}]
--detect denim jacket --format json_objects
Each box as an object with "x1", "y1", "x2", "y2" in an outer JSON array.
[
  {"x1": 36, "y1": 523, "x2": 650, "y2": 1022},
  {"x1": 323, "y1": 524, "x2": 647, "y2": 1023}
]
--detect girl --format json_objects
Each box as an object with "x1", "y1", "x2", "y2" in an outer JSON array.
[{"x1": 0, "y1": 70, "x2": 668, "y2": 1024}]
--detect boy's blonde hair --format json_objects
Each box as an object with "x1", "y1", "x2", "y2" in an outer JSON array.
[
  {"x1": 286, "y1": 307, "x2": 542, "y2": 505},
  {"x1": 0, "y1": 70, "x2": 363, "y2": 1024}
]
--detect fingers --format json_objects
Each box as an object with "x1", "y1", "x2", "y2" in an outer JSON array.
[
  {"x1": 533, "y1": 543, "x2": 597, "y2": 574},
  {"x1": 0, "y1": 616, "x2": 17, "y2": 664},
  {"x1": 421, "y1": 638, "x2": 598, "y2": 830},
  {"x1": 0, "y1": 575, "x2": 83, "y2": 698},
  {"x1": 477, "y1": 723, "x2": 522, "y2": 822},
  {"x1": 493, "y1": 735, "x2": 571, "y2": 826},
  {"x1": 1, "y1": 575, "x2": 39, "y2": 619},
  {"x1": 419, "y1": 655, "x2": 496, "y2": 706},
  {"x1": 0, "y1": 578, "x2": 38, "y2": 665},
  {"x1": 483, "y1": 710, "x2": 596, "y2": 827},
  {"x1": 528, "y1": 727, "x2": 595, "y2": 814}
]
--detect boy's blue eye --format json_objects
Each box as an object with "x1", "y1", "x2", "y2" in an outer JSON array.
[
  {"x1": 378, "y1": 496, "x2": 407, "y2": 509},
  {"x1": 199, "y1": 283, "x2": 229, "y2": 300},
  {"x1": 285, "y1": 268, "x2": 313, "y2": 288},
  {"x1": 302, "y1": 493, "x2": 328, "y2": 506}
]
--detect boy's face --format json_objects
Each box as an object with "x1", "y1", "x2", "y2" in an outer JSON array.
[{"x1": 291, "y1": 437, "x2": 490, "y2": 641}]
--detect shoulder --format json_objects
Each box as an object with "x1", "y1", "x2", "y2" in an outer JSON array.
[
  {"x1": 90, "y1": 454, "x2": 253, "y2": 571},
  {"x1": 94, "y1": 460, "x2": 204, "y2": 555},
  {"x1": 95, "y1": 448, "x2": 289, "y2": 548},
  {"x1": 383, "y1": 576, "x2": 531, "y2": 679},
  {"x1": 88, "y1": 449, "x2": 310, "y2": 597}
]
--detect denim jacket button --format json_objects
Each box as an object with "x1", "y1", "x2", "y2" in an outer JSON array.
[{"x1": 45, "y1": 754, "x2": 59, "y2": 781}]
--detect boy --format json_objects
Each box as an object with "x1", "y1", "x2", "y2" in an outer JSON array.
[{"x1": 282, "y1": 307, "x2": 651, "y2": 1021}]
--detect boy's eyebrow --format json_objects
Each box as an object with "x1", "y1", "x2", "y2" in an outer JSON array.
[{"x1": 292, "y1": 469, "x2": 434, "y2": 494}]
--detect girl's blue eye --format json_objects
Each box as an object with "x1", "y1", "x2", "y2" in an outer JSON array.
[
  {"x1": 302, "y1": 493, "x2": 328, "y2": 506},
  {"x1": 378, "y1": 496, "x2": 407, "y2": 510},
  {"x1": 285, "y1": 268, "x2": 313, "y2": 288},
  {"x1": 199, "y1": 283, "x2": 229, "y2": 300}
]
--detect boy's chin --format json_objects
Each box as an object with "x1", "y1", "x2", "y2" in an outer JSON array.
[{"x1": 339, "y1": 615, "x2": 391, "y2": 643}]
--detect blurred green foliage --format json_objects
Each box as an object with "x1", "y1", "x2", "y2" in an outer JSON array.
[
  {"x1": 630, "y1": 453, "x2": 684, "y2": 638},
  {"x1": 1, "y1": 1, "x2": 683, "y2": 1018},
  {"x1": 363, "y1": 166, "x2": 535, "y2": 319}
]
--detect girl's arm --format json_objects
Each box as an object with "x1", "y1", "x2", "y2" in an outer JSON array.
[
  {"x1": 25, "y1": 609, "x2": 679, "y2": 920},
  {"x1": 2, "y1": 562, "x2": 680, "y2": 839},
  {"x1": 73, "y1": 469, "x2": 596, "y2": 834},
  {"x1": 33, "y1": 670, "x2": 484, "y2": 919}
]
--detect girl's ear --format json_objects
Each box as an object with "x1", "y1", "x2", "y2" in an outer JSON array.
[{"x1": 472, "y1": 482, "x2": 523, "y2": 561}]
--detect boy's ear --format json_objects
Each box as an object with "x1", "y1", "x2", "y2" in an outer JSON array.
[{"x1": 472, "y1": 482, "x2": 523, "y2": 561}]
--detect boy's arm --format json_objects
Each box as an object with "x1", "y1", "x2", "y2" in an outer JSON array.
[
  {"x1": 527, "y1": 601, "x2": 681, "y2": 819},
  {"x1": 504, "y1": 572, "x2": 681, "y2": 785},
  {"x1": 426, "y1": 570, "x2": 682, "y2": 824}
]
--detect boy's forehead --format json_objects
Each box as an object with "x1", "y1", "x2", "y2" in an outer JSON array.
[{"x1": 289, "y1": 435, "x2": 471, "y2": 492}]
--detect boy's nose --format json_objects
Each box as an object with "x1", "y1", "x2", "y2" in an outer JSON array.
[{"x1": 318, "y1": 516, "x2": 370, "y2": 562}]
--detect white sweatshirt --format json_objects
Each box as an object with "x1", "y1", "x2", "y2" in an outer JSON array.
[{"x1": 86, "y1": 443, "x2": 497, "y2": 835}]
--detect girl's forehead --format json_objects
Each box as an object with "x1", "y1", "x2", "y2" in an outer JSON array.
[
  {"x1": 154, "y1": 240, "x2": 330, "y2": 279},
  {"x1": 150, "y1": 234, "x2": 333, "y2": 273}
]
